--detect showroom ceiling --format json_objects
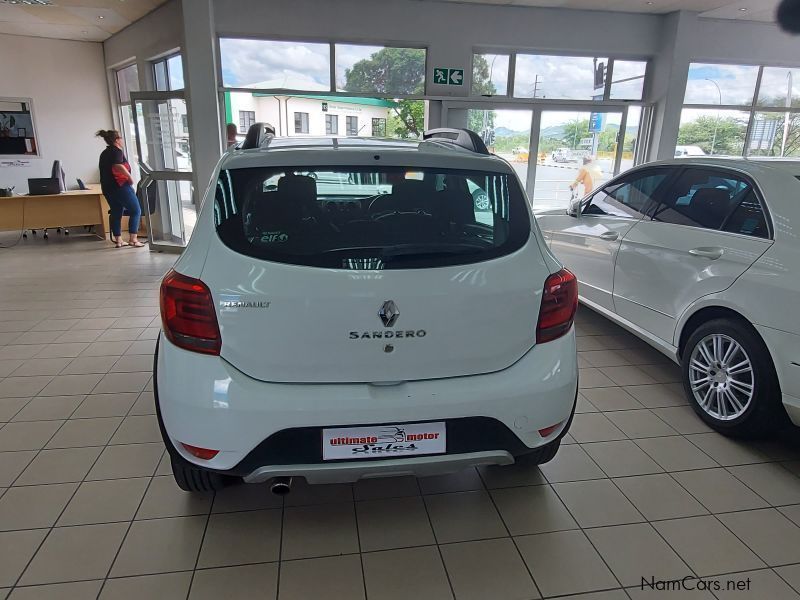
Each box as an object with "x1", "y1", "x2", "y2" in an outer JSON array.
[
  {"x1": 0, "y1": 0, "x2": 166, "y2": 42},
  {"x1": 0, "y1": 0, "x2": 781, "y2": 43},
  {"x1": 424, "y1": 0, "x2": 780, "y2": 22}
]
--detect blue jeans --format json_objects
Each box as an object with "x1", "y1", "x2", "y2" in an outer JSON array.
[{"x1": 106, "y1": 185, "x2": 141, "y2": 237}]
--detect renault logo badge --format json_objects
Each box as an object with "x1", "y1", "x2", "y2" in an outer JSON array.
[{"x1": 379, "y1": 300, "x2": 399, "y2": 328}]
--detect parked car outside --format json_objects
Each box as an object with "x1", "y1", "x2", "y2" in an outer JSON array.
[{"x1": 536, "y1": 157, "x2": 800, "y2": 438}]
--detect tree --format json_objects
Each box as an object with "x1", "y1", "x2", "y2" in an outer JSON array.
[
  {"x1": 343, "y1": 47, "x2": 426, "y2": 139},
  {"x1": 562, "y1": 119, "x2": 590, "y2": 150},
  {"x1": 343, "y1": 47, "x2": 425, "y2": 96},
  {"x1": 387, "y1": 100, "x2": 425, "y2": 139},
  {"x1": 677, "y1": 115, "x2": 746, "y2": 155},
  {"x1": 468, "y1": 55, "x2": 499, "y2": 140}
]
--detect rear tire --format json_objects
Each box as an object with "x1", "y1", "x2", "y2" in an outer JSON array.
[
  {"x1": 681, "y1": 318, "x2": 786, "y2": 439},
  {"x1": 170, "y1": 453, "x2": 238, "y2": 492}
]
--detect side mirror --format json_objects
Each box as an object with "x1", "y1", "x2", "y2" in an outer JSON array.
[{"x1": 567, "y1": 198, "x2": 582, "y2": 218}]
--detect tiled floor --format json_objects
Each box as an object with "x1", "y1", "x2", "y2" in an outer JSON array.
[{"x1": 1, "y1": 233, "x2": 800, "y2": 600}]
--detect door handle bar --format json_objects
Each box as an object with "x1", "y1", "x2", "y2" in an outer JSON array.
[
  {"x1": 600, "y1": 231, "x2": 619, "y2": 241},
  {"x1": 688, "y1": 247, "x2": 724, "y2": 260}
]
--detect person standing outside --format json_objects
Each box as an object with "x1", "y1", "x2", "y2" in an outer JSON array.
[
  {"x1": 96, "y1": 130, "x2": 143, "y2": 248},
  {"x1": 569, "y1": 155, "x2": 602, "y2": 196},
  {"x1": 226, "y1": 123, "x2": 238, "y2": 148}
]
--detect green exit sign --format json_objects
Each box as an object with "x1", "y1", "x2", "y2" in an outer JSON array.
[{"x1": 433, "y1": 68, "x2": 464, "y2": 86}]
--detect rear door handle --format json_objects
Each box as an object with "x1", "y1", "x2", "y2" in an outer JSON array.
[
  {"x1": 689, "y1": 247, "x2": 724, "y2": 260},
  {"x1": 600, "y1": 231, "x2": 619, "y2": 241}
]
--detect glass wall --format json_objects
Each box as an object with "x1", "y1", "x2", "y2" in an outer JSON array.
[
  {"x1": 471, "y1": 53, "x2": 646, "y2": 103},
  {"x1": 335, "y1": 44, "x2": 426, "y2": 95},
  {"x1": 224, "y1": 92, "x2": 425, "y2": 141},
  {"x1": 219, "y1": 37, "x2": 429, "y2": 144},
  {"x1": 154, "y1": 54, "x2": 184, "y2": 91},
  {"x1": 532, "y1": 110, "x2": 621, "y2": 210},
  {"x1": 680, "y1": 62, "x2": 800, "y2": 158},
  {"x1": 115, "y1": 64, "x2": 141, "y2": 182},
  {"x1": 472, "y1": 54, "x2": 509, "y2": 96}
]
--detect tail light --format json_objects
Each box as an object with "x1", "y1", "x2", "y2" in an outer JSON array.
[
  {"x1": 160, "y1": 269, "x2": 221, "y2": 355},
  {"x1": 181, "y1": 443, "x2": 219, "y2": 460},
  {"x1": 536, "y1": 268, "x2": 578, "y2": 344}
]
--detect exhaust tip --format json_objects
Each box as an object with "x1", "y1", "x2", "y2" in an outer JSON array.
[{"x1": 270, "y1": 476, "x2": 292, "y2": 496}]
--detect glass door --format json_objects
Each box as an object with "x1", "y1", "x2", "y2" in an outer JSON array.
[
  {"x1": 130, "y1": 91, "x2": 194, "y2": 253},
  {"x1": 466, "y1": 107, "x2": 534, "y2": 192},
  {"x1": 530, "y1": 108, "x2": 623, "y2": 212}
]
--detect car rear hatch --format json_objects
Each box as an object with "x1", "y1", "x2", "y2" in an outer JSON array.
[{"x1": 202, "y1": 162, "x2": 551, "y2": 383}]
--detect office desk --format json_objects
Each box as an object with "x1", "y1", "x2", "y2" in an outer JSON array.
[{"x1": 0, "y1": 190, "x2": 107, "y2": 238}]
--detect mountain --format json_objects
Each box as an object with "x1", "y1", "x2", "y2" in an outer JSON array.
[{"x1": 494, "y1": 127, "x2": 527, "y2": 137}]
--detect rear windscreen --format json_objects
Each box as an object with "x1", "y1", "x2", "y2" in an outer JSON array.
[{"x1": 213, "y1": 166, "x2": 530, "y2": 269}]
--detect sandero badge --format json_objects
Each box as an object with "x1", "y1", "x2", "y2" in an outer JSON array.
[{"x1": 379, "y1": 300, "x2": 399, "y2": 327}]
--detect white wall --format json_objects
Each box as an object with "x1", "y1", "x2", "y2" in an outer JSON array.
[{"x1": 0, "y1": 34, "x2": 111, "y2": 193}]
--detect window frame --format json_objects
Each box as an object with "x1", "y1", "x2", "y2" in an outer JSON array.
[
  {"x1": 346, "y1": 115, "x2": 358, "y2": 136},
  {"x1": 239, "y1": 110, "x2": 256, "y2": 133},
  {"x1": 325, "y1": 114, "x2": 339, "y2": 135},
  {"x1": 217, "y1": 36, "x2": 429, "y2": 99},
  {"x1": 371, "y1": 117, "x2": 386, "y2": 137},
  {"x1": 470, "y1": 51, "x2": 649, "y2": 102},
  {"x1": 680, "y1": 61, "x2": 800, "y2": 159},
  {"x1": 294, "y1": 112, "x2": 309, "y2": 134},
  {"x1": 645, "y1": 166, "x2": 773, "y2": 240}
]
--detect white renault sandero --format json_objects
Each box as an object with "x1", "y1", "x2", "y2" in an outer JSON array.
[{"x1": 156, "y1": 127, "x2": 578, "y2": 493}]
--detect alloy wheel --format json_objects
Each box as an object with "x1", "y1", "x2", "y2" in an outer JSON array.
[{"x1": 688, "y1": 333, "x2": 754, "y2": 421}]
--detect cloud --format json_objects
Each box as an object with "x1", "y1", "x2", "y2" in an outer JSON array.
[
  {"x1": 684, "y1": 63, "x2": 759, "y2": 105},
  {"x1": 514, "y1": 55, "x2": 607, "y2": 100},
  {"x1": 219, "y1": 38, "x2": 330, "y2": 88}
]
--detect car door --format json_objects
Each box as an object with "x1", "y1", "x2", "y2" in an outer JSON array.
[
  {"x1": 613, "y1": 166, "x2": 773, "y2": 345},
  {"x1": 538, "y1": 168, "x2": 670, "y2": 312}
]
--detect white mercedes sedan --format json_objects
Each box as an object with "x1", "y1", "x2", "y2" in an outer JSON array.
[{"x1": 536, "y1": 158, "x2": 800, "y2": 438}]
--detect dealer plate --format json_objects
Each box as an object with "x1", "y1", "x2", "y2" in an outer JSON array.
[{"x1": 322, "y1": 422, "x2": 446, "y2": 461}]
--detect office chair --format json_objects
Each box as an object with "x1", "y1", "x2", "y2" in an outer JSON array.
[{"x1": 24, "y1": 162, "x2": 71, "y2": 240}]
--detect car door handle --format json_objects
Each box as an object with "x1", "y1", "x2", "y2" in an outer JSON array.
[
  {"x1": 600, "y1": 231, "x2": 619, "y2": 241},
  {"x1": 689, "y1": 247, "x2": 724, "y2": 260}
]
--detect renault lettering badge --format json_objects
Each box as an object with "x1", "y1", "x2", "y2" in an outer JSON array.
[{"x1": 379, "y1": 300, "x2": 399, "y2": 328}]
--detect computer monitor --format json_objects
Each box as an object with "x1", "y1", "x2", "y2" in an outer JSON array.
[{"x1": 28, "y1": 178, "x2": 62, "y2": 196}]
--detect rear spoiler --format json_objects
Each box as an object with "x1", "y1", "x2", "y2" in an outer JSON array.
[{"x1": 422, "y1": 128, "x2": 490, "y2": 155}]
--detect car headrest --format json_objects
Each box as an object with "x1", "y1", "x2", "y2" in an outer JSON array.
[
  {"x1": 278, "y1": 174, "x2": 317, "y2": 200},
  {"x1": 278, "y1": 174, "x2": 318, "y2": 219},
  {"x1": 440, "y1": 187, "x2": 475, "y2": 224},
  {"x1": 690, "y1": 188, "x2": 730, "y2": 227},
  {"x1": 391, "y1": 179, "x2": 427, "y2": 199}
]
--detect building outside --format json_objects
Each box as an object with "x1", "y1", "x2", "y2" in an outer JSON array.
[{"x1": 226, "y1": 86, "x2": 395, "y2": 140}]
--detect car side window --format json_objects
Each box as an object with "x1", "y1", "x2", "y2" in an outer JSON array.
[
  {"x1": 650, "y1": 168, "x2": 762, "y2": 233},
  {"x1": 582, "y1": 171, "x2": 667, "y2": 219},
  {"x1": 722, "y1": 190, "x2": 769, "y2": 239}
]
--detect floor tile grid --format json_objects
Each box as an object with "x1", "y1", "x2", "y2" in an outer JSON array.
[
  {"x1": 572, "y1": 323, "x2": 800, "y2": 598},
  {"x1": 4, "y1": 379, "x2": 165, "y2": 593},
  {"x1": 3, "y1": 239, "x2": 800, "y2": 599},
  {"x1": 476, "y1": 469, "x2": 630, "y2": 599},
  {"x1": 569, "y1": 434, "x2": 800, "y2": 590}
]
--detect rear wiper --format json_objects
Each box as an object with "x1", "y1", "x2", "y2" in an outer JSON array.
[{"x1": 380, "y1": 243, "x2": 484, "y2": 259}]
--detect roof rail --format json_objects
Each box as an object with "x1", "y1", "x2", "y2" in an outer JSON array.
[
  {"x1": 241, "y1": 122, "x2": 276, "y2": 150},
  {"x1": 422, "y1": 128, "x2": 489, "y2": 155}
]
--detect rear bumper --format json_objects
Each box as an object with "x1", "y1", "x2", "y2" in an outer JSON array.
[
  {"x1": 755, "y1": 325, "x2": 800, "y2": 426},
  {"x1": 155, "y1": 329, "x2": 578, "y2": 477},
  {"x1": 244, "y1": 452, "x2": 515, "y2": 485}
]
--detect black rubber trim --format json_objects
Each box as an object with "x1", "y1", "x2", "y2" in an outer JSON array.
[{"x1": 154, "y1": 338, "x2": 578, "y2": 477}]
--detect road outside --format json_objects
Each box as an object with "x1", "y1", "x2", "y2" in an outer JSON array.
[{"x1": 497, "y1": 153, "x2": 635, "y2": 212}]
